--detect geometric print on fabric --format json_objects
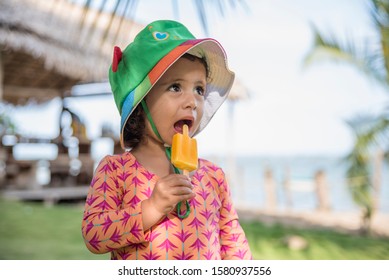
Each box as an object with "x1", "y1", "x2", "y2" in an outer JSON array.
[{"x1": 82, "y1": 152, "x2": 252, "y2": 260}]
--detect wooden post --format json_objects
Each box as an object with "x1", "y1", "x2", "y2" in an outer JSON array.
[
  {"x1": 314, "y1": 170, "x2": 331, "y2": 212},
  {"x1": 283, "y1": 166, "x2": 293, "y2": 210},
  {"x1": 372, "y1": 149, "x2": 384, "y2": 212},
  {"x1": 0, "y1": 50, "x2": 3, "y2": 101},
  {"x1": 264, "y1": 167, "x2": 277, "y2": 212}
]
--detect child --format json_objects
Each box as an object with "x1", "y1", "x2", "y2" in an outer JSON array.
[{"x1": 81, "y1": 20, "x2": 252, "y2": 260}]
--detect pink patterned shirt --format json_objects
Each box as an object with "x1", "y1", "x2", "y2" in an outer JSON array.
[{"x1": 82, "y1": 152, "x2": 252, "y2": 260}]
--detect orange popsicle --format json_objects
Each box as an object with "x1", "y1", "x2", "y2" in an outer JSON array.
[{"x1": 171, "y1": 124, "x2": 198, "y2": 175}]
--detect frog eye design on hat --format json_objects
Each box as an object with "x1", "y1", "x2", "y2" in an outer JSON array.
[{"x1": 153, "y1": 31, "x2": 169, "y2": 41}]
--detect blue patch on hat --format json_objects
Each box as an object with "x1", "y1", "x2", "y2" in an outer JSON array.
[{"x1": 121, "y1": 90, "x2": 135, "y2": 130}]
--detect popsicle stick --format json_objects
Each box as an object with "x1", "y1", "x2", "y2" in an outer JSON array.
[{"x1": 183, "y1": 169, "x2": 189, "y2": 177}]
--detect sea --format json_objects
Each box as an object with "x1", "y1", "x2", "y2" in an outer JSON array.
[
  {"x1": 207, "y1": 155, "x2": 389, "y2": 214},
  {"x1": 10, "y1": 142, "x2": 389, "y2": 213}
]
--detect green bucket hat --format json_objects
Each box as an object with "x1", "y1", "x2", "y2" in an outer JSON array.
[{"x1": 109, "y1": 20, "x2": 234, "y2": 148}]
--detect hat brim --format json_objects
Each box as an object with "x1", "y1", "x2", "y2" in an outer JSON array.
[{"x1": 120, "y1": 38, "x2": 234, "y2": 147}]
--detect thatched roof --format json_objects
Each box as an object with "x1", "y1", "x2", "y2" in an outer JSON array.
[
  {"x1": 0, "y1": 0, "x2": 248, "y2": 105},
  {"x1": 0, "y1": 0, "x2": 143, "y2": 104}
]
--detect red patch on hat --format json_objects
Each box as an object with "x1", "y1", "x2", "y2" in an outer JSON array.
[{"x1": 112, "y1": 46, "x2": 122, "y2": 73}]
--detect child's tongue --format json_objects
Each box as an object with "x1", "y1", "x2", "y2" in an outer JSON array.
[{"x1": 174, "y1": 120, "x2": 186, "y2": 133}]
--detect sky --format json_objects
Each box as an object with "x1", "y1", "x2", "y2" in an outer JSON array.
[{"x1": 8, "y1": 0, "x2": 389, "y2": 158}]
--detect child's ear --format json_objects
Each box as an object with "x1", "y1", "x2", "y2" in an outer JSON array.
[{"x1": 112, "y1": 46, "x2": 123, "y2": 73}]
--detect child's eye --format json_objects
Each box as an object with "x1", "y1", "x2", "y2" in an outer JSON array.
[
  {"x1": 195, "y1": 86, "x2": 205, "y2": 96},
  {"x1": 168, "y1": 83, "x2": 181, "y2": 92}
]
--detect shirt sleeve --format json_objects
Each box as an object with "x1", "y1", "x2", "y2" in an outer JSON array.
[
  {"x1": 217, "y1": 169, "x2": 253, "y2": 260},
  {"x1": 81, "y1": 155, "x2": 149, "y2": 254}
]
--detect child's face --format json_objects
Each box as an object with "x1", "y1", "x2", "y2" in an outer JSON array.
[{"x1": 145, "y1": 56, "x2": 206, "y2": 145}]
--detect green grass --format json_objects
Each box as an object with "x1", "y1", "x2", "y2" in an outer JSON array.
[
  {"x1": 241, "y1": 220, "x2": 389, "y2": 260},
  {"x1": 0, "y1": 199, "x2": 108, "y2": 260},
  {"x1": 0, "y1": 199, "x2": 388, "y2": 260}
]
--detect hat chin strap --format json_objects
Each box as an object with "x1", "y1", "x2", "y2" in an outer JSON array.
[
  {"x1": 140, "y1": 100, "x2": 174, "y2": 162},
  {"x1": 140, "y1": 100, "x2": 164, "y2": 144},
  {"x1": 140, "y1": 100, "x2": 191, "y2": 219},
  {"x1": 141, "y1": 99, "x2": 180, "y2": 174}
]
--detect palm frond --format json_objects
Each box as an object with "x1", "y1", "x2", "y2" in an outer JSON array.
[
  {"x1": 78, "y1": 0, "x2": 93, "y2": 34},
  {"x1": 111, "y1": 0, "x2": 139, "y2": 46},
  {"x1": 99, "y1": 0, "x2": 122, "y2": 47},
  {"x1": 192, "y1": 0, "x2": 248, "y2": 35},
  {"x1": 72, "y1": 0, "x2": 247, "y2": 46},
  {"x1": 344, "y1": 110, "x2": 389, "y2": 222},
  {"x1": 370, "y1": 0, "x2": 389, "y2": 82},
  {"x1": 346, "y1": 110, "x2": 389, "y2": 152},
  {"x1": 79, "y1": 0, "x2": 110, "y2": 46},
  {"x1": 194, "y1": 0, "x2": 209, "y2": 35},
  {"x1": 216, "y1": 0, "x2": 226, "y2": 17},
  {"x1": 172, "y1": 0, "x2": 179, "y2": 20},
  {"x1": 304, "y1": 25, "x2": 357, "y2": 64},
  {"x1": 304, "y1": 25, "x2": 388, "y2": 86}
]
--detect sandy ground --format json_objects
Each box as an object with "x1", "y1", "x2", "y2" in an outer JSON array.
[{"x1": 236, "y1": 206, "x2": 389, "y2": 237}]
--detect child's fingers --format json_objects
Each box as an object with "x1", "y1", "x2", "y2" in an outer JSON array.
[
  {"x1": 163, "y1": 174, "x2": 193, "y2": 189},
  {"x1": 152, "y1": 174, "x2": 195, "y2": 209},
  {"x1": 172, "y1": 186, "x2": 194, "y2": 196},
  {"x1": 183, "y1": 192, "x2": 196, "y2": 200}
]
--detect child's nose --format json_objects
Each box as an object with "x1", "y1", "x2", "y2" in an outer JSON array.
[{"x1": 183, "y1": 91, "x2": 197, "y2": 110}]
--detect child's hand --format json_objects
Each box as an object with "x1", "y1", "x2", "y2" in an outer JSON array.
[{"x1": 149, "y1": 174, "x2": 195, "y2": 216}]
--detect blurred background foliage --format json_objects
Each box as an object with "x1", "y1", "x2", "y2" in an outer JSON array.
[{"x1": 305, "y1": 0, "x2": 389, "y2": 233}]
